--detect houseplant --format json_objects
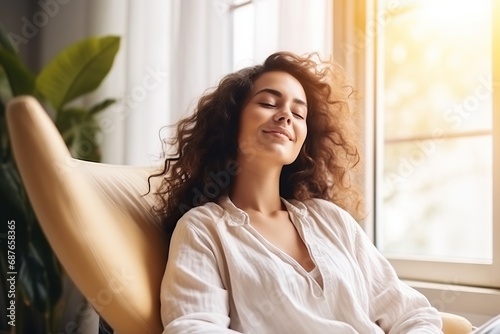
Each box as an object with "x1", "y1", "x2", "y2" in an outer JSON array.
[{"x1": 0, "y1": 24, "x2": 120, "y2": 333}]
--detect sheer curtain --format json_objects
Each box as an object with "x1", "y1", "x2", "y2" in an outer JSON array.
[
  {"x1": 82, "y1": 0, "x2": 231, "y2": 166},
  {"x1": 83, "y1": 0, "x2": 172, "y2": 166},
  {"x1": 170, "y1": 0, "x2": 232, "y2": 128},
  {"x1": 251, "y1": 0, "x2": 332, "y2": 66}
]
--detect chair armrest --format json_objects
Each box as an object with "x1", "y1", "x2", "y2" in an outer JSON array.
[{"x1": 441, "y1": 312, "x2": 473, "y2": 334}]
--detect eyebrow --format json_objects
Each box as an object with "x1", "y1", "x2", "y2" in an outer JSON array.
[{"x1": 254, "y1": 88, "x2": 308, "y2": 108}]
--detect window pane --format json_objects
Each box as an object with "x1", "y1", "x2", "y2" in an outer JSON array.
[
  {"x1": 232, "y1": 2, "x2": 255, "y2": 70},
  {"x1": 382, "y1": 0, "x2": 492, "y2": 139},
  {"x1": 376, "y1": 0, "x2": 493, "y2": 261},
  {"x1": 381, "y1": 136, "x2": 492, "y2": 260}
]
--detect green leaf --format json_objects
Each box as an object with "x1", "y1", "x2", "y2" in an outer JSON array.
[
  {"x1": 0, "y1": 161, "x2": 27, "y2": 219},
  {"x1": 89, "y1": 98, "x2": 117, "y2": 115},
  {"x1": 17, "y1": 213, "x2": 62, "y2": 313},
  {"x1": 0, "y1": 66, "x2": 11, "y2": 103},
  {"x1": 0, "y1": 101, "x2": 9, "y2": 162},
  {"x1": 0, "y1": 23, "x2": 17, "y2": 54},
  {"x1": 36, "y1": 35, "x2": 120, "y2": 111},
  {"x1": 29, "y1": 223, "x2": 63, "y2": 308},
  {"x1": 0, "y1": 49, "x2": 35, "y2": 96},
  {"x1": 19, "y1": 254, "x2": 49, "y2": 311},
  {"x1": 57, "y1": 107, "x2": 101, "y2": 161}
]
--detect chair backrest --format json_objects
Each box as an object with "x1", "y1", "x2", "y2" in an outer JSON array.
[{"x1": 7, "y1": 96, "x2": 167, "y2": 333}]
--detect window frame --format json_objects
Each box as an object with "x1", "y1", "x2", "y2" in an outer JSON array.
[{"x1": 371, "y1": 0, "x2": 500, "y2": 289}]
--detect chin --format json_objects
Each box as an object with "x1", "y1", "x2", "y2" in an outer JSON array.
[
  {"x1": 275, "y1": 157, "x2": 299, "y2": 166},
  {"x1": 259, "y1": 145, "x2": 300, "y2": 164}
]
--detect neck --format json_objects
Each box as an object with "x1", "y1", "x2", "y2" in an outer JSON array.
[{"x1": 230, "y1": 161, "x2": 284, "y2": 215}]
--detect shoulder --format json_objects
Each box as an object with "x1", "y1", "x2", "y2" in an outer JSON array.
[
  {"x1": 179, "y1": 201, "x2": 225, "y2": 223},
  {"x1": 168, "y1": 202, "x2": 230, "y2": 256},
  {"x1": 173, "y1": 201, "x2": 227, "y2": 236},
  {"x1": 300, "y1": 198, "x2": 353, "y2": 222}
]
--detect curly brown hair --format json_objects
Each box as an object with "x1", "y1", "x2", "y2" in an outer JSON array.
[{"x1": 150, "y1": 51, "x2": 362, "y2": 234}]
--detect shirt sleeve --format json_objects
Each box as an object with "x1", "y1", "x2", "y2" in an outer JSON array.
[
  {"x1": 344, "y1": 210, "x2": 443, "y2": 333},
  {"x1": 160, "y1": 214, "x2": 241, "y2": 334}
]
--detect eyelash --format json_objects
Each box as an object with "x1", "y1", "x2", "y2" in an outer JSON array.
[
  {"x1": 259, "y1": 102, "x2": 305, "y2": 120},
  {"x1": 260, "y1": 102, "x2": 276, "y2": 108}
]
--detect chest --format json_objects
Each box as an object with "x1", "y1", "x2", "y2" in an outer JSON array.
[
  {"x1": 223, "y1": 212, "x2": 365, "y2": 290},
  {"x1": 247, "y1": 211, "x2": 315, "y2": 271},
  {"x1": 220, "y1": 216, "x2": 369, "y2": 321}
]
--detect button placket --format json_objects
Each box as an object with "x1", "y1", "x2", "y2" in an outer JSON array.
[{"x1": 293, "y1": 215, "x2": 326, "y2": 298}]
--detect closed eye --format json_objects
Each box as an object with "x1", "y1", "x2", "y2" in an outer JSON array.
[
  {"x1": 259, "y1": 102, "x2": 276, "y2": 108},
  {"x1": 293, "y1": 112, "x2": 305, "y2": 120}
]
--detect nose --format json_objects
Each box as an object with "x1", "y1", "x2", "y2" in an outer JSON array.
[{"x1": 273, "y1": 109, "x2": 292, "y2": 125}]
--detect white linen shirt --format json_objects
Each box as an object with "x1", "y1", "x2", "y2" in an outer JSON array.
[{"x1": 160, "y1": 197, "x2": 442, "y2": 333}]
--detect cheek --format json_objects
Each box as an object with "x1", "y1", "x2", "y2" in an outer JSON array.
[
  {"x1": 237, "y1": 118, "x2": 260, "y2": 148},
  {"x1": 297, "y1": 124, "x2": 308, "y2": 144}
]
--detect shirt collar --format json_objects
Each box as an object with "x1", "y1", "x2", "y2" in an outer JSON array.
[{"x1": 218, "y1": 196, "x2": 308, "y2": 227}]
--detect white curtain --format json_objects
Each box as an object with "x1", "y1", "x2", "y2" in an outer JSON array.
[
  {"x1": 252, "y1": 0, "x2": 332, "y2": 65},
  {"x1": 170, "y1": 0, "x2": 232, "y2": 125},
  {"x1": 83, "y1": 0, "x2": 172, "y2": 166},
  {"x1": 82, "y1": 0, "x2": 232, "y2": 166}
]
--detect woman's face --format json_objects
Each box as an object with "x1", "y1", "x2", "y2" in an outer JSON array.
[{"x1": 237, "y1": 71, "x2": 308, "y2": 166}]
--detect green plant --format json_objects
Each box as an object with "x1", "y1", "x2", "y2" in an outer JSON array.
[{"x1": 0, "y1": 25, "x2": 120, "y2": 333}]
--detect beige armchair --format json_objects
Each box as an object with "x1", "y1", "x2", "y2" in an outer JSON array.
[{"x1": 6, "y1": 96, "x2": 474, "y2": 334}]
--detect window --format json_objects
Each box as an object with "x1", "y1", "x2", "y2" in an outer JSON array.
[
  {"x1": 372, "y1": 0, "x2": 499, "y2": 288},
  {"x1": 229, "y1": 0, "x2": 332, "y2": 71},
  {"x1": 231, "y1": 0, "x2": 256, "y2": 69}
]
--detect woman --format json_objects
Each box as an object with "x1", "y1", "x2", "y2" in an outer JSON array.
[{"x1": 153, "y1": 51, "x2": 443, "y2": 333}]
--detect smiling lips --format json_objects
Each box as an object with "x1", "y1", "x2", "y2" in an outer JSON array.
[{"x1": 262, "y1": 128, "x2": 292, "y2": 141}]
